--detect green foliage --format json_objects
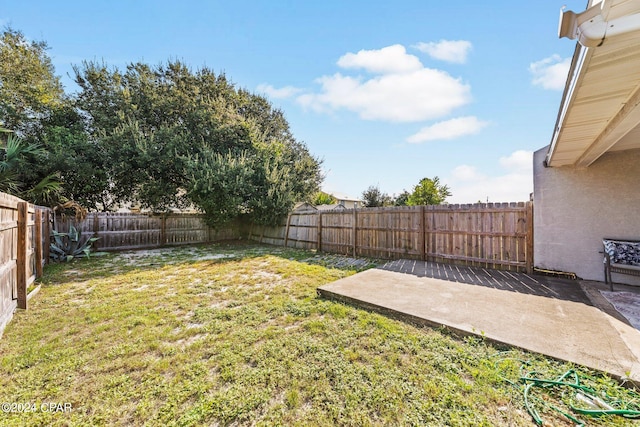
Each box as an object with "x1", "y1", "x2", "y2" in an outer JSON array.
[
  {"x1": 73, "y1": 60, "x2": 322, "y2": 221},
  {"x1": 0, "y1": 134, "x2": 62, "y2": 204},
  {"x1": 0, "y1": 134, "x2": 45, "y2": 194},
  {"x1": 312, "y1": 191, "x2": 336, "y2": 205},
  {"x1": 0, "y1": 27, "x2": 63, "y2": 135},
  {"x1": 393, "y1": 190, "x2": 411, "y2": 206},
  {"x1": 407, "y1": 176, "x2": 451, "y2": 206},
  {"x1": 36, "y1": 105, "x2": 111, "y2": 210},
  {"x1": 1, "y1": 28, "x2": 322, "y2": 220},
  {"x1": 361, "y1": 185, "x2": 392, "y2": 207},
  {"x1": 49, "y1": 225, "x2": 99, "y2": 262},
  {"x1": 185, "y1": 150, "x2": 255, "y2": 226}
]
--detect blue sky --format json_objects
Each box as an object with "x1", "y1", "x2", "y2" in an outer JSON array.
[{"x1": 1, "y1": 0, "x2": 588, "y2": 203}]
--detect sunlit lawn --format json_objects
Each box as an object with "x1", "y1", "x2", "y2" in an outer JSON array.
[{"x1": 0, "y1": 241, "x2": 636, "y2": 426}]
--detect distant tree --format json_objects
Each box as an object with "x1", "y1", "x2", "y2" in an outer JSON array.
[
  {"x1": 0, "y1": 27, "x2": 64, "y2": 135},
  {"x1": 407, "y1": 176, "x2": 451, "y2": 206},
  {"x1": 362, "y1": 185, "x2": 392, "y2": 207},
  {"x1": 393, "y1": 190, "x2": 411, "y2": 206},
  {"x1": 312, "y1": 191, "x2": 336, "y2": 205}
]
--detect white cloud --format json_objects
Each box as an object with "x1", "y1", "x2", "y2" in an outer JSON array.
[
  {"x1": 407, "y1": 116, "x2": 488, "y2": 143},
  {"x1": 256, "y1": 83, "x2": 302, "y2": 99},
  {"x1": 446, "y1": 150, "x2": 533, "y2": 203},
  {"x1": 336, "y1": 44, "x2": 423, "y2": 74},
  {"x1": 499, "y1": 150, "x2": 533, "y2": 172},
  {"x1": 260, "y1": 43, "x2": 474, "y2": 122},
  {"x1": 414, "y1": 40, "x2": 472, "y2": 64},
  {"x1": 296, "y1": 68, "x2": 471, "y2": 122},
  {"x1": 530, "y1": 55, "x2": 571, "y2": 90},
  {"x1": 451, "y1": 165, "x2": 484, "y2": 182}
]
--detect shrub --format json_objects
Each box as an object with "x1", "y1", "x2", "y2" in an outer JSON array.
[{"x1": 50, "y1": 225, "x2": 99, "y2": 262}]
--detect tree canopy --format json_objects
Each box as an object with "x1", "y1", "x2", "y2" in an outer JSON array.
[
  {"x1": 407, "y1": 176, "x2": 451, "y2": 206},
  {"x1": 361, "y1": 185, "x2": 393, "y2": 207},
  {"x1": 0, "y1": 27, "x2": 322, "y2": 225},
  {"x1": 312, "y1": 191, "x2": 337, "y2": 205},
  {"x1": 71, "y1": 60, "x2": 322, "y2": 225},
  {"x1": 0, "y1": 28, "x2": 63, "y2": 135}
]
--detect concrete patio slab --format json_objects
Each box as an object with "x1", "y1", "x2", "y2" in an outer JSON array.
[{"x1": 318, "y1": 260, "x2": 640, "y2": 383}]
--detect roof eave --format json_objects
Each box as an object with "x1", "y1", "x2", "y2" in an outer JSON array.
[{"x1": 545, "y1": 43, "x2": 593, "y2": 167}]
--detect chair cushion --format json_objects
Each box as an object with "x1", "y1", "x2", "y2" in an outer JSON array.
[{"x1": 603, "y1": 240, "x2": 640, "y2": 266}]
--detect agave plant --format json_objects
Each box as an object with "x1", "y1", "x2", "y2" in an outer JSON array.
[{"x1": 50, "y1": 225, "x2": 99, "y2": 262}]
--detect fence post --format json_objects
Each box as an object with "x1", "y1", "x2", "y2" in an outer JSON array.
[
  {"x1": 34, "y1": 208, "x2": 43, "y2": 278},
  {"x1": 526, "y1": 201, "x2": 534, "y2": 274},
  {"x1": 92, "y1": 212, "x2": 100, "y2": 250},
  {"x1": 160, "y1": 214, "x2": 167, "y2": 246},
  {"x1": 317, "y1": 213, "x2": 322, "y2": 252},
  {"x1": 284, "y1": 214, "x2": 291, "y2": 248},
  {"x1": 352, "y1": 209, "x2": 357, "y2": 257},
  {"x1": 43, "y1": 209, "x2": 50, "y2": 264},
  {"x1": 419, "y1": 206, "x2": 426, "y2": 261},
  {"x1": 16, "y1": 202, "x2": 27, "y2": 310},
  {"x1": 424, "y1": 206, "x2": 431, "y2": 262}
]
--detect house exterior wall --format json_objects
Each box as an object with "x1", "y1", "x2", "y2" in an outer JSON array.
[
  {"x1": 336, "y1": 199, "x2": 360, "y2": 209},
  {"x1": 533, "y1": 146, "x2": 640, "y2": 284}
]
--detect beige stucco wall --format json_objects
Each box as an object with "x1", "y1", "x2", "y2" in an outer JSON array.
[{"x1": 533, "y1": 146, "x2": 640, "y2": 284}]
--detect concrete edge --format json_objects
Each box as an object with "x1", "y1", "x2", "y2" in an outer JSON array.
[
  {"x1": 318, "y1": 287, "x2": 477, "y2": 339},
  {"x1": 317, "y1": 286, "x2": 640, "y2": 389}
]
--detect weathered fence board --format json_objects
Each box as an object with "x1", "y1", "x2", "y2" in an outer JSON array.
[
  {"x1": 250, "y1": 203, "x2": 533, "y2": 272},
  {"x1": 56, "y1": 212, "x2": 244, "y2": 252},
  {"x1": 1, "y1": 198, "x2": 532, "y2": 338},
  {"x1": 0, "y1": 192, "x2": 51, "y2": 338}
]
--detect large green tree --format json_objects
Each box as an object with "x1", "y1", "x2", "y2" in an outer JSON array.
[
  {"x1": 0, "y1": 28, "x2": 64, "y2": 135},
  {"x1": 407, "y1": 176, "x2": 451, "y2": 206},
  {"x1": 1, "y1": 28, "x2": 323, "y2": 219},
  {"x1": 73, "y1": 60, "x2": 322, "y2": 224},
  {"x1": 0, "y1": 28, "x2": 87, "y2": 206}
]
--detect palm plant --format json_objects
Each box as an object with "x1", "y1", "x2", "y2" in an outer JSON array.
[{"x1": 0, "y1": 134, "x2": 62, "y2": 204}]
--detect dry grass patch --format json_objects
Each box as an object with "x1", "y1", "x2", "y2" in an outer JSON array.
[{"x1": 0, "y1": 241, "x2": 636, "y2": 426}]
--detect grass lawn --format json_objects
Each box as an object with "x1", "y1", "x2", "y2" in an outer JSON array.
[{"x1": 0, "y1": 241, "x2": 637, "y2": 426}]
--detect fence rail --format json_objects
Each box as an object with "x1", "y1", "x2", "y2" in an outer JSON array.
[
  {"x1": 55, "y1": 212, "x2": 244, "y2": 251},
  {"x1": 249, "y1": 202, "x2": 533, "y2": 272},
  {"x1": 0, "y1": 193, "x2": 51, "y2": 338}
]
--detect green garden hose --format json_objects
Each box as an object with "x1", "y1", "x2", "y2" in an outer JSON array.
[{"x1": 492, "y1": 353, "x2": 640, "y2": 425}]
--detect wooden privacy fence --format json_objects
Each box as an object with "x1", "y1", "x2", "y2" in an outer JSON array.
[
  {"x1": 249, "y1": 202, "x2": 533, "y2": 273},
  {"x1": 55, "y1": 212, "x2": 244, "y2": 251},
  {"x1": 0, "y1": 192, "x2": 51, "y2": 337}
]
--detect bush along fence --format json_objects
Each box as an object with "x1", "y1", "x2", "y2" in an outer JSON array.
[
  {"x1": 248, "y1": 202, "x2": 534, "y2": 273},
  {"x1": 54, "y1": 212, "x2": 244, "y2": 252},
  {"x1": 0, "y1": 192, "x2": 51, "y2": 337}
]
